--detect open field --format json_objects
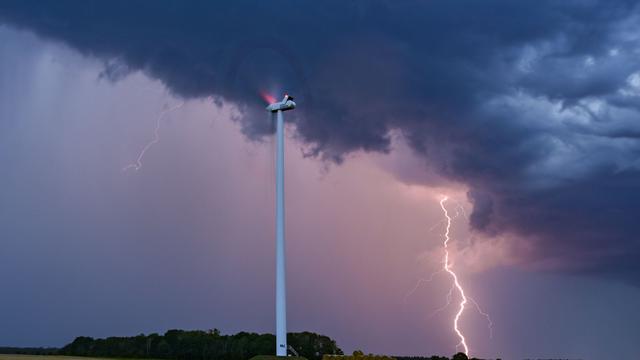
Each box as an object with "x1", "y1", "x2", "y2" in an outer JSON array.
[{"x1": 0, "y1": 356, "x2": 135, "y2": 360}]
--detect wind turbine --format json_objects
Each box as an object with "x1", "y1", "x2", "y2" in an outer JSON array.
[{"x1": 266, "y1": 94, "x2": 296, "y2": 357}]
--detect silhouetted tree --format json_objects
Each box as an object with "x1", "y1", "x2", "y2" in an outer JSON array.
[{"x1": 451, "y1": 353, "x2": 468, "y2": 360}]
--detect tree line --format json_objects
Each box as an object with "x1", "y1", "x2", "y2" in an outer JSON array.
[
  {"x1": 0, "y1": 332, "x2": 500, "y2": 360},
  {"x1": 59, "y1": 329, "x2": 343, "y2": 360}
]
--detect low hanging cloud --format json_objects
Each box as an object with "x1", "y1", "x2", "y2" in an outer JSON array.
[{"x1": 2, "y1": 0, "x2": 640, "y2": 283}]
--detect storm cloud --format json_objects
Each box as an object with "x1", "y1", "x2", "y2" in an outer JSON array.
[{"x1": 2, "y1": 0, "x2": 640, "y2": 283}]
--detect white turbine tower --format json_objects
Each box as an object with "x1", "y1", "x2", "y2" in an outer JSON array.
[{"x1": 266, "y1": 94, "x2": 296, "y2": 357}]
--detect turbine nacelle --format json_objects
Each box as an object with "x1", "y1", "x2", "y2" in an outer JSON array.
[{"x1": 266, "y1": 94, "x2": 296, "y2": 112}]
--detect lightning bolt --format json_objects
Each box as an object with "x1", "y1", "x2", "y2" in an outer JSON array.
[
  {"x1": 440, "y1": 196, "x2": 470, "y2": 355},
  {"x1": 405, "y1": 196, "x2": 493, "y2": 357},
  {"x1": 122, "y1": 101, "x2": 185, "y2": 172}
]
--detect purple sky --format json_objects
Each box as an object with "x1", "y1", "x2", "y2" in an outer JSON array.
[{"x1": 2, "y1": 3, "x2": 640, "y2": 359}]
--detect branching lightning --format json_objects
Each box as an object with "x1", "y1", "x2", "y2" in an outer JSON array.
[
  {"x1": 427, "y1": 282, "x2": 455, "y2": 319},
  {"x1": 468, "y1": 296, "x2": 493, "y2": 339},
  {"x1": 123, "y1": 101, "x2": 185, "y2": 172},
  {"x1": 403, "y1": 268, "x2": 445, "y2": 303}
]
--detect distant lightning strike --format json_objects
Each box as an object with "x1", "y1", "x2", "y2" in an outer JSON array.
[{"x1": 123, "y1": 101, "x2": 185, "y2": 172}]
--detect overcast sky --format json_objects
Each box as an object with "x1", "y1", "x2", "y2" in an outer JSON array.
[{"x1": 1, "y1": 2, "x2": 640, "y2": 359}]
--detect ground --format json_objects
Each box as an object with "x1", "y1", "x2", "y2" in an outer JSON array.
[{"x1": 0, "y1": 356, "x2": 142, "y2": 360}]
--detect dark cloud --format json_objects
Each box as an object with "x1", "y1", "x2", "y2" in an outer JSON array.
[{"x1": 2, "y1": 0, "x2": 640, "y2": 283}]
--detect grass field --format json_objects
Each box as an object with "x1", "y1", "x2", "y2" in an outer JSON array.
[{"x1": 0, "y1": 356, "x2": 126, "y2": 360}]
